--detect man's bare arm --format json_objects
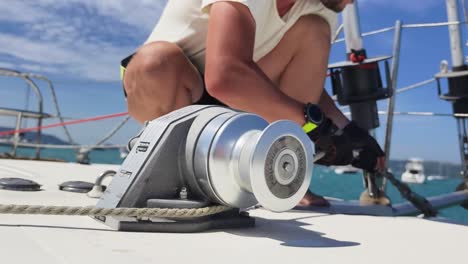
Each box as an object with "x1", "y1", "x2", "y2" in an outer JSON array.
[{"x1": 204, "y1": 2, "x2": 306, "y2": 125}]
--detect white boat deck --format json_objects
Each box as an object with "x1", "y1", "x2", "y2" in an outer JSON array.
[{"x1": 0, "y1": 159, "x2": 467, "y2": 264}]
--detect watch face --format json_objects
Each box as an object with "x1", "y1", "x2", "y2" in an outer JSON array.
[{"x1": 307, "y1": 104, "x2": 323, "y2": 124}]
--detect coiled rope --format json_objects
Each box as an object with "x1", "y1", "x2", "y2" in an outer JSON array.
[{"x1": 0, "y1": 204, "x2": 231, "y2": 218}]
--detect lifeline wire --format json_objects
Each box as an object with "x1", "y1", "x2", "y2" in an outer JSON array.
[{"x1": 0, "y1": 112, "x2": 129, "y2": 137}]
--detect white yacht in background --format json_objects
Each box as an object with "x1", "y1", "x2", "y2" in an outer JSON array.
[{"x1": 401, "y1": 158, "x2": 426, "y2": 184}]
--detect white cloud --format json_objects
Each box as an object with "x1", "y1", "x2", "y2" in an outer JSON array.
[
  {"x1": 32, "y1": 0, "x2": 168, "y2": 32},
  {"x1": 0, "y1": 2, "x2": 51, "y2": 23},
  {"x1": 0, "y1": 1, "x2": 168, "y2": 81},
  {"x1": 0, "y1": 0, "x2": 442, "y2": 81},
  {"x1": 0, "y1": 62, "x2": 17, "y2": 69},
  {"x1": 0, "y1": 33, "x2": 79, "y2": 64}
]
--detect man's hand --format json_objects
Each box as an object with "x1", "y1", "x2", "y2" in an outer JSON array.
[
  {"x1": 306, "y1": 115, "x2": 354, "y2": 166},
  {"x1": 342, "y1": 122, "x2": 386, "y2": 172},
  {"x1": 314, "y1": 133, "x2": 354, "y2": 166}
]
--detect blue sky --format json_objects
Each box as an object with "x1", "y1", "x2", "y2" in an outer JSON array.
[{"x1": 0, "y1": 0, "x2": 466, "y2": 164}]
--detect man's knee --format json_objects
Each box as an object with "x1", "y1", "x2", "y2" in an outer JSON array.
[
  {"x1": 136, "y1": 41, "x2": 186, "y2": 72},
  {"x1": 124, "y1": 41, "x2": 186, "y2": 94},
  {"x1": 123, "y1": 41, "x2": 203, "y2": 123}
]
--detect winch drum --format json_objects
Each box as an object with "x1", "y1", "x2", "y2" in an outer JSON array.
[{"x1": 185, "y1": 107, "x2": 314, "y2": 212}]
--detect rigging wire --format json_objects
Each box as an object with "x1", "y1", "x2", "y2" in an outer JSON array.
[
  {"x1": 332, "y1": 23, "x2": 344, "y2": 43},
  {"x1": 338, "y1": 78, "x2": 436, "y2": 111},
  {"x1": 94, "y1": 116, "x2": 131, "y2": 147},
  {"x1": 333, "y1": 21, "x2": 467, "y2": 44},
  {"x1": 394, "y1": 78, "x2": 436, "y2": 94},
  {"x1": 0, "y1": 112, "x2": 129, "y2": 137},
  {"x1": 0, "y1": 141, "x2": 126, "y2": 150}
]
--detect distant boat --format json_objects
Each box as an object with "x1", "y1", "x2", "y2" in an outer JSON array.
[
  {"x1": 334, "y1": 165, "x2": 360, "y2": 175},
  {"x1": 401, "y1": 158, "x2": 426, "y2": 184},
  {"x1": 427, "y1": 175, "x2": 448, "y2": 181},
  {"x1": 119, "y1": 147, "x2": 129, "y2": 159},
  {"x1": 427, "y1": 162, "x2": 449, "y2": 181}
]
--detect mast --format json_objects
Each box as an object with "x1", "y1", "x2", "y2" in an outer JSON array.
[
  {"x1": 340, "y1": 1, "x2": 393, "y2": 202},
  {"x1": 342, "y1": 3, "x2": 364, "y2": 53},
  {"x1": 444, "y1": 0, "x2": 468, "y2": 177},
  {"x1": 446, "y1": 0, "x2": 465, "y2": 69}
]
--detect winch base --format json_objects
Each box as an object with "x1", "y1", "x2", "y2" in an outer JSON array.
[
  {"x1": 101, "y1": 209, "x2": 255, "y2": 233},
  {"x1": 96, "y1": 105, "x2": 313, "y2": 232}
]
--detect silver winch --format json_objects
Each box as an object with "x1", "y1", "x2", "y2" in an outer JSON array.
[{"x1": 96, "y1": 105, "x2": 314, "y2": 232}]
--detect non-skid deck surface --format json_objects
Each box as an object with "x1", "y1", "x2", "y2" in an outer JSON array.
[{"x1": 0, "y1": 159, "x2": 466, "y2": 264}]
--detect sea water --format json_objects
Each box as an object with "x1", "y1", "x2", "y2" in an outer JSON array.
[
  {"x1": 310, "y1": 166, "x2": 468, "y2": 224},
  {"x1": 2, "y1": 146, "x2": 467, "y2": 224}
]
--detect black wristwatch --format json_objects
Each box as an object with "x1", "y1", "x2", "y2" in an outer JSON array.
[{"x1": 303, "y1": 103, "x2": 324, "y2": 134}]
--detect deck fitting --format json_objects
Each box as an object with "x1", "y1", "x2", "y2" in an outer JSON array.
[{"x1": 0, "y1": 178, "x2": 41, "y2": 191}]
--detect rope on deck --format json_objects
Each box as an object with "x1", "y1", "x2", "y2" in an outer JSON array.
[{"x1": 0, "y1": 204, "x2": 231, "y2": 218}]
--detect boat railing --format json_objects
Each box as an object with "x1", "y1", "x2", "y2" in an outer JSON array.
[
  {"x1": 0, "y1": 68, "x2": 55, "y2": 158},
  {"x1": 0, "y1": 68, "x2": 129, "y2": 162},
  {"x1": 333, "y1": 21, "x2": 466, "y2": 44}
]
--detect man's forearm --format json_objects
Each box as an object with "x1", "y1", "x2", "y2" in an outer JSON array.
[
  {"x1": 318, "y1": 91, "x2": 350, "y2": 129},
  {"x1": 207, "y1": 60, "x2": 307, "y2": 126},
  {"x1": 208, "y1": 62, "x2": 348, "y2": 129}
]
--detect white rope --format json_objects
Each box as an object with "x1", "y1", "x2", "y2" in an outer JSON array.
[{"x1": 0, "y1": 204, "x2": 231, "y2": 218}]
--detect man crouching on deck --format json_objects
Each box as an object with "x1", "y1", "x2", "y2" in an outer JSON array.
[{"x1": 121, "y1": 0, "x2": 386, "y2": 206}]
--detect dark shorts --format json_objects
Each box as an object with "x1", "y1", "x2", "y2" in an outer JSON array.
[{"x1": 120, "y1": 54, "x2": 226, "y2": 106}]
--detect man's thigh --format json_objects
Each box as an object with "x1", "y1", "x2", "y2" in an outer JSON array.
[{"x1": 256, "y1": 15, "x2": 332, "y2": 103}]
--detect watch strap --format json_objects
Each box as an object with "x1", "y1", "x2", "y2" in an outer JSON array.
[{"x1": 303, "y1": 122, "x2": 318, "y2": 134}]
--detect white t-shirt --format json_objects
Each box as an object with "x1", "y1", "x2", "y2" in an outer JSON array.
[{"x1": 145, "y1": 0, "x2": 338, "y2": 73}]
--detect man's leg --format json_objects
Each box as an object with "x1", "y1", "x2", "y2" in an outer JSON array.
[
  {"x1": 257, "y1": 15, "x2": 333, "y2": 206},
  {"x1": 257, "y1": 15, "x2": 331, "y2": 103},
  {"x1": 124, "y1": 41, "x2": 204, "y2": 124}
]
